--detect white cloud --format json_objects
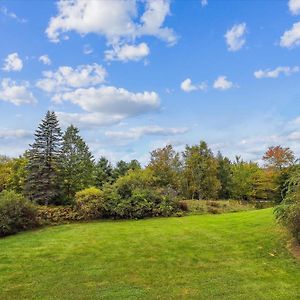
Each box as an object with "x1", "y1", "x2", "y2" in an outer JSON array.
[
  {"x1": 46, "y1": 0, "x2": 137, "y2": 43},
  {"x1": 57, "y1": 112, "x2": 125, "y2": 128},
  {"x1": 105, "y1": 125, "x2": 188, "y2": 140},
  {"x1": 180, "y1": 78, "x2": 207, "y2": 92},
  {"x1": 0, "y1": 6, "x2": 27, "y2": 23},
  {"x1": 2, "y1": 53, "x2": 23, "y2": 72},
  {"x1": 201, "y1": 0, "x2": 208, "y2": 7},
  {"x1": 36, "y1": 63, "x2": 107, "y2": 92},
  {"x1": 287, "y1": 131, "x2": 300, "y2": 141},
  {"x1": 39, "y1": 55, "x2": 52, "y2": 65},
  {"x1": 54, "y1": 86, "x2": 160, "y2": 116},
  {"x1": 254, "y1": 66, "x2": 299, "y2": 78},
  {"x1": 280, "y1": 22, "x2": 300, "y2": 48},
  {"x1": 213, "y1": 76, "x2": 235, "y2": 90},
  {"x1": 0, "y1": 128, "x2": 31, "y2": 139},
  {"x1": 46, "y1": 0, "x2": 177, "y2": 61},
  {"x1": 225, "y1": 23, "x2": 247, "y2": 52},
  {"x1": 289, "y1": 0, "x2": 300, "y2": 15},
  {"x1": 138, "y1": 0, "x2": 177, "y2": 46},
  {"x1": 105, "y1": 42, "x2": 150, "y2": 62},
  {"x1": 0, "y1": 78, "x2": 36, "y2": 105},
  {"x1": 83, "y1": 44, "x2": 93, "y2": 55}
]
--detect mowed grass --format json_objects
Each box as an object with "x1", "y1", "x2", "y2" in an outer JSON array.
[{"x1": 0, "y1": 209, "x2": 299, "y2": 299}]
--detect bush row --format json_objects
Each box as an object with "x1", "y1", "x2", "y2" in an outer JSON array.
[{"x1": 0, "y1": 170, "x2": 181, "y2": 236}]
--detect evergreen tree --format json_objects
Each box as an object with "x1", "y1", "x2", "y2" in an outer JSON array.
[
  {"x1": 216, "y1": 151, "x2": 232, "y2": 199},
  {"x1": 94, "y1": 156, "x2": 114, "y2": 188},
  {"x1": 61, "y1": 125, "x2": 94, "y2": 202},
  {"x1": 25, "y1": 111, "x2": 62, "y2": 205},
  {"x1": 112, "y1": 159, "x2": 142, "y2": 181},
  {"x1": 128, "y1": 159, "x2": 141, "y2": 171}
]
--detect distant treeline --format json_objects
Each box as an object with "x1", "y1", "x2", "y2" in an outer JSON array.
[{"x1": 0, "y1": 111, "x2": 298, "y2": 205}]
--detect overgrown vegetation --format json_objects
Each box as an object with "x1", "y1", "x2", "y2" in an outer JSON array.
[
  {"x1": 0, "y1": 111, "x2": 299, "y2": 238},
  {"x1": 275, "y1": 164, "x2": 300, "y2": 243},
  {"x1": 0, "y1": 190, "x2": 38, "y2": 236}
]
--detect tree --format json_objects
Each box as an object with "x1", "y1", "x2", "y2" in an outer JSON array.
[
  {"x1": 147, "y1": 144, "x2": 181, "y2": 189},
  {"x1": 230, "y1": 160, "x2": 265, "y2": 201},
  {"x1": 113, "y1": 159, "x2": 141, "y2": 180},
  {"x1": 7, "y1": 156, "x2": 28, "y2": 194},
  {"x1": 263, "y1": 146, "x2": 295, "y2": 203},
  {"x1": 25, "y1": 111, "x2": 62, "y2": 205},
  {"x1": 94, "y1": 156, "x2": 114, "y2": 188},
  {"x1": 263, "y1": 146, "x2": 295, "y2": 170},
  {"x1": 216, "y1": 152, "x2": 232, "y2": 199},
  {"x1": 61, "y1": 125, "x2": 95, "y2": 202},
  {"x1": 0, "y1": 155, "x2": 12, "y2": 192},
  {"x1": 182, "y1": 141, "x2": 220, "y2": 200},
  {"x1": 127, "y1": 159, "x2": 141, "y2": 171}
]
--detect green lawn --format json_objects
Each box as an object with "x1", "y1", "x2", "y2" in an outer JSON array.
[{"x1": 0, "y1": 209, "x2": 299, "y2": 299}]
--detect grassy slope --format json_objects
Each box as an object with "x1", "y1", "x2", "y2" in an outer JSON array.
[{"x1": 0, "y1": 209, "x2": 299, "y2": 300}]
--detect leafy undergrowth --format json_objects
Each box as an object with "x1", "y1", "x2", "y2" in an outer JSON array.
[
  {"x1": 0, "y1": 209, "x2": 299, "y2": 299},
  {"x1": 181, "y1": 199, "x2": 272, "y2": 215}
]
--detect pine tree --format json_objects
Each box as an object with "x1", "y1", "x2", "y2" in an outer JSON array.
[
  {"x1": 94, "y1": 156, "x2": 114, "y2": 188},
  {"x1": 25, "y1": 111, "x2": 62, "y2": 205},
  {"x1": 61, "y1": 125, "x2": 95, "y2": 202}
]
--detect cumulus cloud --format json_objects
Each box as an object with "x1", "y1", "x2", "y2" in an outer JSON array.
[
  {"x1": 254, "y1": 66, "x2": 299, "y2": 78},
  {"x1": 46, "y1": 0, "x2": 177, "y2": 61},
  {"x1": 2, "y1": 53, "x2": 23, "y2": 72},
  {"x1": 289, "y1": 0, "x2": 300, "y2": 15},
  {"x1": 36, "y1": 63, "x2": 107, "y2": 92},
  {"x1": 54, "y1": 86, "x2": 160, "y2": 116},
  {"x1": 105, "y1": 42, "x2": 150, "y2": 62},
  {"x1": 37, "y1": 62, "x2": 160, "y2": 127},
  {"x1": 280, "y1": 22, "x2": 300, "y2": 48},
  {"x1": 105, "y1": 125, "x2": 188, "y2": 140},
  {"x1": 0, "y1": 78, "x2": 36, "y2": 105},
  {"x1": 180, "y1": 78, "x2": 207, "y2": 92},
  {"x1": 213, "y1": 76, "x2": 235, "y2": 90},
  {"x1": 39, "y1": 55, "x2": 51, "y2": 65},
  {"x1": 225, "y1": 23, "x2": 247, "y2": 52}
]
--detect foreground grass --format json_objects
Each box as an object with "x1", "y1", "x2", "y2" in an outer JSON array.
[{"x1": 0, "y1": 209, "x2": 299, "y2": 299}]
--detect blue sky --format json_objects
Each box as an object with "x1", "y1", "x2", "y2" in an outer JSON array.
[{"x1": 1, "y1": 0, "x2": 300, "y2": 164}]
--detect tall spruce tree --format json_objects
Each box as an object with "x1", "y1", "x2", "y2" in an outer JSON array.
[
  {"x1": 94, "y1": 156, "x2": 114, "y2": 188},
  {"x1": 25, "y1": 111, "x2": 62, "y2": 205},
  {"x1": 61, "y1": 125, "x2": 95, "y2": 202}
]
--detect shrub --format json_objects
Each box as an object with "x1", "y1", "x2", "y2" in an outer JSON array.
[
  {"x1": 103, "y1": 177, "x2": 179, "y2": 219},
  {"x1": 75, "y1": 187, "x2": 106, "y2": 220},
  {"x1": 275, "y1": 199, "x2": 300, "y2": 242},
  {"x1": 0, "y1": 190, "x2": 38, "y2": 237},
  {"x1": 37, "y1": 206, "x2": 81, "y2": 224},
  {"x1": 207, "y1": 200, "x2": 221, "y2": 208},
  {"x1": 113, "y1": 188, "x2": 155, "y2": 219},
  {"x1": 178, "y1": 201, "x2": 189, "y2": 212},
  {"x1": 275, "y1": 165, "x2": 300, "y2": 242}
]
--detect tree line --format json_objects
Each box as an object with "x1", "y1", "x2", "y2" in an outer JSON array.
[{"x1": 0, "y1": 111, "x2": 297, "y2": 206}]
